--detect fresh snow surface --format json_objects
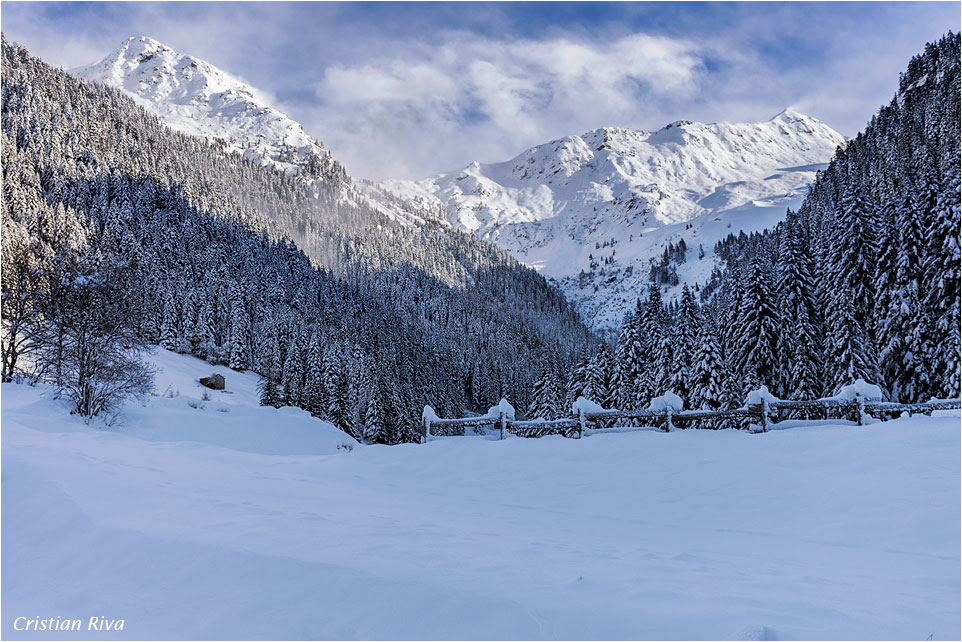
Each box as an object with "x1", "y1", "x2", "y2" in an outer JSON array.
[
  {"x1": 2, "y1": 348, "x2": 356, "y2": 456},
  {"x1": 571, "y1": 396, "x2": 610, "y2": 415},
  {"x1": 832, "y1": 379, "x2": 885, "y2": 401},
  {"x1": 3, "y1": 352, "x2": 959, "y2": 641},
  {"x1": 384, "y1": 113, "x2": 846, "y2": 330},
  {"x1": 647, "y1": 391, "x2": 686, "y2": 412},
  {"x1": 746, "y1": 385, "x2": 781, "y2": 406}
]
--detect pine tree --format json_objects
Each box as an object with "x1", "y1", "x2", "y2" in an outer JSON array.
[
  {"x1": 258, "y1": 333, "x2": 283, "y2": 408},
  {"x1": 363, "y1": 377, "x2": 387, "y2": 444},
  {"x1": 228, "y1": 284, "x2": 252, "y2": 370},
  {"x1": 924, "y1": 168, "x2": 962, "y2": 398},
  {"x1": 673, "y1": 285, "x2": 701, "y2": 403},
  {"x1": 320, "y1": 344, "x2": 352, "y2": 432},
  {"x1": 635, "y1": 284, "x2": 666, "y2": 402},
  {"x1": 528, "y1": 364, "x2": 560, "y2": 420},
  {"x1": 178, "y1": 287, "x2": 197, "y2": 354},
  {"x1": 196, "y1": 296, "x2": 217, "y2": 360},
  {"x1": 281, "y1": 333, "x2": 304, "y2": 407},
  {"x1": 567, "y1": 349, "x2": 591, "y2": 403},
  {"x1": 823, "y1": 189, "x2": 881, "y2": 391},
  {"x1": 614, "y1": 301, "x2": 645, "y2": 409},
  {"x1": 159, "y1": 289, "x2": 179, "y2": 351},
  {"x1": 302, "y1": 331, "x2": 325, "y2": 417},
  {"x1": 874, "y1": 195, "x2": 929, "y2": 401},
  {"x1": 584, "y1": 345, "x2": 615, "y2": 407},
  {"x1": 824, "y1": 289, "x2": 879, "y2": 393},
  {"x1": 731, "y1": 258, "x2": 778, "y2": 391},
  {"x1": 688, "y1": 323, "x2": 725, "y2": 411},
  {"x1": 385, "y1": 382, "x2": 410, "y2": 445},
  {"x1": 775, "y1": 219, "x2": 821, "y2": 399},
  {"x1": 830, "y1": 189, "x2": 879, "y2": 327}
]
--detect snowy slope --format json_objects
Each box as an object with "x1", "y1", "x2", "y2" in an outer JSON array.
[
  {"x1": 73, "y1": 37, "x2": 436, "y2": 226},
  {"x1": 3, "y1": 366, "x2": 959, "y2": 639},
  {"x1": 74, "y1": 37, "x2": 344, "y2": 183},
  {"x1": 384, "y1": 114, "x2": 845, "y2": 329},
  {"x1": 0, "y1": 348, "x2": 357, "y2": 456}
]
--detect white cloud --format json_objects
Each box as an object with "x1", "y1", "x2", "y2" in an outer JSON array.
[
  {"x1": 309, "y1": 32, "x2": 707, "y2": 179},
  {"x1": 6, "y1": 2, "x2": 953, "y2": 182}
]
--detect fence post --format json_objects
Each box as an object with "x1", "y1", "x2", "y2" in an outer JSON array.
[
  {"x1": 422, "y1": 406, "x2": 433, "y2": 444},
  {"x1": 854, "y1": 392, "x2": 864, "y2": 426},
  {"x1": 664, "y1": 408, "x2": 673, "y2": 432},
  {"x1": 578, "y1": 407, "x2": 586, "y2": 438},
  {"x1": 760, "y1": 397, "x2": 769, "y2": 432},
  {"x1": 499, "y1": 410, "x2": 505, "y2": 440}
]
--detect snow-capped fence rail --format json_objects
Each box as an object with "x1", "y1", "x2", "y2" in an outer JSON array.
[
  {"x1": 752, "y1": 398, "x2": 962, "y2": 426},
  {"x1": 422, "y1": 393, "x2": 960, "y2": 442}
]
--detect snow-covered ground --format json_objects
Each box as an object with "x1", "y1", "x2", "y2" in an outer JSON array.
[{"x1": 3, "y1": 350, "x2": 959, "y2": 640}]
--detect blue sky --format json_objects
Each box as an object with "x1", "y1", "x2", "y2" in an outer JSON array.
[{"x1": 2, "y1": 2, "x2": 958, "y2": 179}]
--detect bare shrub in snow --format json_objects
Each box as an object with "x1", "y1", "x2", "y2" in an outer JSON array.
[{"x1": 40, "y1": 266, "x2": 154, "y2": 421}]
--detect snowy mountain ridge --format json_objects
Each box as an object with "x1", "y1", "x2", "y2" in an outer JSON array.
[
  {"x1": 75, "y1": 37, "x2": 344, "y2": 182},
  {"x1": 73, "y1": 37, "x2": 437, "y2": 226},
  {"x1": 74, "y1": 36, "x2": 845, "y2": 331},
  {"x1": 383, "y1": 113, "x2": 846, "y2": 329}
]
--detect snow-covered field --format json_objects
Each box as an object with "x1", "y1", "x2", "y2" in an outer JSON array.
[{"x1": 2, "y1": 350, "x2": 959, "y2": 640}]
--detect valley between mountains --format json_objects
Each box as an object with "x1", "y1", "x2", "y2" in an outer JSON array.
[{"x1": 77, "y1": 36, "x2": 845, "y2": 330}]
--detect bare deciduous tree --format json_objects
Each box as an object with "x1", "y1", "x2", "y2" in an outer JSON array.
[{"x1": 40, "y1": 261, "x2": 154, "y2": 420}]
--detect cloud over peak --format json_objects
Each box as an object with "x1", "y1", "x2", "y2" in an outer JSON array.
[{"x1": 312, "y1": 32, "x2": 705, "y2": 179}]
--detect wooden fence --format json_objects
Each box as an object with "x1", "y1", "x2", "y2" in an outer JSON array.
[{"x1": 423, "y1": 395, "x2": 961, "y2": 441}]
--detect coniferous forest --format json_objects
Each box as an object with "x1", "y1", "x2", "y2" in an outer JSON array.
[
  {"x1": 544, "y1": 33, "x2": 960, "y2": 417},
  {"x1": 2, "y1": 33, "x2": 960, "y2": 441},
  {"x1": 0, "y1": 36, "x2": 594, "y2": 442}
]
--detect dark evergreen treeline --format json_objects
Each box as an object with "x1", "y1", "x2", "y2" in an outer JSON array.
[
  {"x1": 0, "y1": 36, "x2": 594, "y2": 441},
  {"x1": 528, "y1": 33, "x2": 960, "y2": 418}
]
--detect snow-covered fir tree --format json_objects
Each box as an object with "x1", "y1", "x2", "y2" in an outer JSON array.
[{"x1": 688, "y1": 323, "x2": 726, "y2": 411}]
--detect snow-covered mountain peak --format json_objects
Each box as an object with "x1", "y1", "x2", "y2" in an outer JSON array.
[
  {"x1": 74, "y1": 37, "x2": 343, "y2": 182},
  {"x1": 73, "y1": 37, "x2": 451, "y2": 226},
  {"x1": 92, "y1": 36, "x2": 266, "y2": 106},
  {"x1": 383, "y1": 112, "x2": 845, "y2": 330},
  {"x1": 769, "y1": 107, "x2": 811, "y2": 122}
]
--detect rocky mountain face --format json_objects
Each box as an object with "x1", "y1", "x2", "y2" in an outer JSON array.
[{"x1": 384, "y1": 113, "x2": 846, "y2": 329}]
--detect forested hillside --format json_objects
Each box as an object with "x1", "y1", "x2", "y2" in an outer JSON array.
[
  {"x1": 538, "y1": 33, "x2": 961, "y2": 417},
  {"x1": 0, "y1": 36, "x2": 594, "y2": 442}
]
